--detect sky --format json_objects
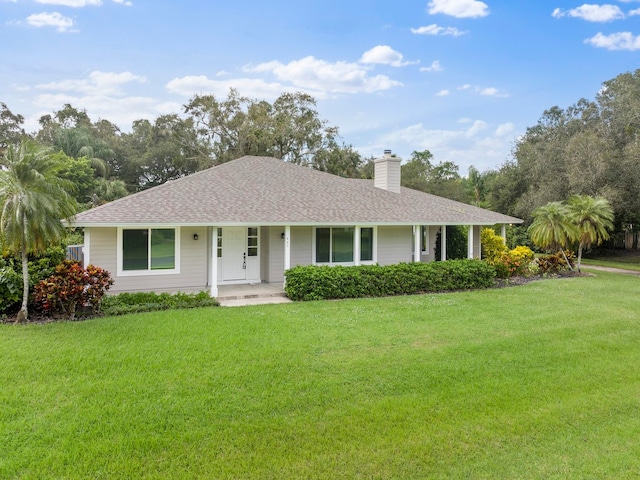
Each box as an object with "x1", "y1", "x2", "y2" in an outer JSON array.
[{"x1": 2, "y1": 0, "x2": 639, "y2": 174}]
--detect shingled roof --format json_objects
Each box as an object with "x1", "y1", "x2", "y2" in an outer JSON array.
[{"x1": 73, "y1": 155, "x2": 522, "y2": 226}]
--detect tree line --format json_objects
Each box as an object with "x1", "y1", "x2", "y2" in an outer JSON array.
[{"x1": 2, "y1": 69, "x2": 640, "y2": 236}]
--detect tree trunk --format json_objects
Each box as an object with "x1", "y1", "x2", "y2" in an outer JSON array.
[
  {"x1": 576, "y1": 244, "x2": 583, "y2": 272},
  {"x1": 16, "y1": 243, "x2": 29, "y2": 323}
]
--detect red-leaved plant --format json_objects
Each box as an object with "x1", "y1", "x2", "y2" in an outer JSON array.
[{"x1": 33, "y1": 261, "x2": 114, "y2": 320}]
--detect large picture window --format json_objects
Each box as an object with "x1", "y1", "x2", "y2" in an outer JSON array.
[
  {"x1": 315, "y1": 227, "x2": 375, "y2": 264},
  {"x1": 121, "y1": 228, "x2": 178, "y2": 272}
]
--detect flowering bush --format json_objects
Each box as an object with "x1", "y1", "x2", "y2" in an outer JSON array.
[
  {"x1": 492, "y1": 246, "x2": 535, "y2": 278},
  {"x1": 480, "y1": 228, "x2": 508, "y2": 262},
  {"x1": 33, "y1": 261, "x2": 113, "y2": 320},
  {"x1": 481, "y1": 228, "x2": 535, "y2": 278}
]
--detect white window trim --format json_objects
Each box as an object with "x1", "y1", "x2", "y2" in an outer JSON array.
[
  {"x1": 312, "y1": 226, "x2": 377, "y2": 266},
  {"x1": 421, "y1": 226, "x2": 430, "y2": 254},
  {"x1": 117, "y1": 226, "x2": 181, "y2": 277},
  {"x1": 359, "y1": 226, "x2": 377, "y2": 265}
]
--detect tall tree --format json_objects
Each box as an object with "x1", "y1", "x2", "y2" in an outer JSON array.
[
  {"x1": 528, "y1": 201, "x2": 578, "y2": 270},
  {"x1": 0, "y1": 140, "x2": 77, "y2": 322},
  {"x1": 313, "y1": 140, "x2": 362, "y2": 177},
  {"x1": 401, "y1": 150, "x2": 470, "y2": 202},
  {"x1": 567, "y1": 195, "x2": 614, "y2": 271},
  {"x1": 0, "y1": 102, "x2": 27, "y2": 153},
  {"x1": 183, "y1": 89, "x2": 339, "y2": 167}
]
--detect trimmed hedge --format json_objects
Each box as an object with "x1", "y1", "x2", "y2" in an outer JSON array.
[
  {"x1": 101, "y1": 291, "x2": 219, "y2": 317},
  {"x1": 284, "y1": 259, "x2": 497, "y2": 301}
]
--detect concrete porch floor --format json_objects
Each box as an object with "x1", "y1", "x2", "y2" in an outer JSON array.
[{"x1": 216, "y1": 283, "x2": 291, "y2": 307}]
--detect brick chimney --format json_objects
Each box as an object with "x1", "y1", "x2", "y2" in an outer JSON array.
[{"x1": 374, "y1": 149, "x2": 402, "y2": 193}]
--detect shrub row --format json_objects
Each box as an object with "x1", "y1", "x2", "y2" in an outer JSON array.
[
  {"x1": 284, "y1": 259, "x2": 497, "y2": 301},
  {"x1": 101, "y1": 291, "x2": 219, "y2": 317}
]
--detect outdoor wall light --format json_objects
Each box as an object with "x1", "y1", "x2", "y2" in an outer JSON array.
[
  {"x1": 281, "y1": 232, "x2": 285, "y2": 239},
  {"x1": 193, "y1": 233, "x2": 199, "y2": 241}
]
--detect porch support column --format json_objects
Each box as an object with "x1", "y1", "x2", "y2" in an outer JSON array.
[
  {"x1": 284, "y1": 225, "x2": 291, "y2": 271},
  {"x1": 501, "y1": 224, "x2": 507, "y2": 245},
  {"x1": 440, "y1": 225, "x2": 447, "y2": 261},
  {"x1": 413, "y1": 225, "x2": 421, "y2": 262},
  {"x1": 467, "y1": 225, "x2": 474, "y2": 259},
  {"x1": 210, "y1": 226, "x2": 218, "y2": 297},
  {"x1": 354, "y1": 226, "x2": 361, "y2": 266}
]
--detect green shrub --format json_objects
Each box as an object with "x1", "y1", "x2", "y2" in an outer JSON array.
[
  {"x1": 101, "y1": 291, "x2": 219, "y2": 316},
  {"x1": 536, "y1": 251, "x2": 576, "y2": 274},
  {"x1": 480, "y1": 228, "x2": 508, "y2": 262},
  {"x1": 284, "y1": 260, "x2": 496, "y2": 301},
  {"x1": 0, "y1": 266, "x2": 21, "y2": 314},
  {"x1": 481, "y1": 229, "x2": 536, "y2": 278},
  {"x1": 491, "y1": 245, "x2": 536, "y2": 278}
]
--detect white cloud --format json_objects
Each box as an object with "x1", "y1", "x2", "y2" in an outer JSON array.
[
  {"x1": 360, "y1": 45, "x2": 417, "y2": 67},
  {"x1": 629, "y1": 8, "x2": 640, "y2": 15},
  {"x1": 166, "y1": 75, "x2": 289, "y2": 99},
  {"x1": 420, "y1": 60, "x2": 444, "y2": 72},
  {"x1": 585, "y1": 31, "x2": 640, "y2": 50},
  {"x1": 377, "y1": 119, "x2": 514, "y2": 172},
  {"x1": 35, "y1": 0, "x2": 102, "y2": 6},
  {"x1": 33, "y1": 93, "x2": 178, "y2": 129},
  {"x1": 479, "y1": 87, "x2": 509, "y2": 97},
  {"x1": 552, "y1": 4, "x2": 625, "y2": 22},
  {"x1": 243, "y1": 55, "x2": 403, "y2": 94},
  {"x1": 427, "y1": 0, "x2": 489, "y2": 18},
  {"x1": 457, "y1": 84, "x2": 509, "y2": 97},
  {"x1": 411, "y1": 24, "x2": 467, "y2": 36},
  {"x1": 37, "y1": 71, "x2": 146, "y2": 95},
  {"x1": 111, "y1": 0, "x2": 132, "y2": 5},
  {"x1": 495, "y1": 122, "x2": 516, "y2": 137},
  {"x1": 436, "y1": 89, "x2": 450, "y2": 96},
  {"x1": 26, "y1": 12, "x2": 74, "y2": 32}
]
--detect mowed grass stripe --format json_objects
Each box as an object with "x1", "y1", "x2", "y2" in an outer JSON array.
[{"x1": 1, "y1": 271, "x2": 639, "y2": 479}]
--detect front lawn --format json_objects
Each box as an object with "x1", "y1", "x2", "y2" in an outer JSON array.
[
  {"x1": 1, "y1": 272, "x2": 640, "y2": 478},
  {"x1": 582, "y1": 250, "x2": 640, "y2": 271}
]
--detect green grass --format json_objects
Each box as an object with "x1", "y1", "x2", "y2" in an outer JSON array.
[
  {"x1": 2, "y1": 272, "x2": 640, "y2": 478},
  {"x1": 582, "y1": 253, "x2": 640, "y2": 272}
]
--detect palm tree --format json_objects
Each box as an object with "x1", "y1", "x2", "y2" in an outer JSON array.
[
  {"x1": 568, "y1": 195, "x2": 614, "y2": 271},
  {"x1": 0, "y1": 140, "x2": 77, "y2": 322},
  {"x1": 528, "y1": 201, "x2": 579, "y2": 270}
]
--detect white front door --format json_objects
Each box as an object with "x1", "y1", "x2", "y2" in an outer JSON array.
[{"x1": 222, "y1": 227, "x2": 247, "y2": 281}]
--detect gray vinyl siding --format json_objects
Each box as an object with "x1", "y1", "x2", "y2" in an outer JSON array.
[
  {"x1": 264, "y1": 227, "x2": 284, "y2": 283},
  {"x1": 87, "y1": 227, "x2": 209, "y2": 294},
  {"x1": 263, "y1": 226, "x2": 312, "y2": 283},
  {"x1": 260, "y1": 226, "x2": 271, "y2": 281},
  {"x1": 291, "y1": 227, "x2": 312, "y2": 267},
  {"x1": 87, "y1": 227, "x2": 117, "y2": 274},
  {"x1": 377, "y1": 226, "x2": 412, "y2": 265}
]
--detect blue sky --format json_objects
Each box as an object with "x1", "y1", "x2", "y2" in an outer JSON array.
[{"x1": 2, "y1": 0, "x2": 639, "y2": 173}]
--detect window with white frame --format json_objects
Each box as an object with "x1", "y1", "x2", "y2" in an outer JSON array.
[
  {"x1": 120, "y1": 227, "x2": 179, "y2": 274},
  {"x1": 421, "y1": 226, "x2": 429, "y2": 254},
  {"x1": 315, "y1": 227, "x2": 375, "y2": 264}
]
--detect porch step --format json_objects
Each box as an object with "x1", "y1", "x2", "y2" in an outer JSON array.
[
  {"x1": 216, "y1": 283, "x2": 291, "y2": 307},
  {"x1": 216, "y1": 291, "x2": 288, "y2": 301}
]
